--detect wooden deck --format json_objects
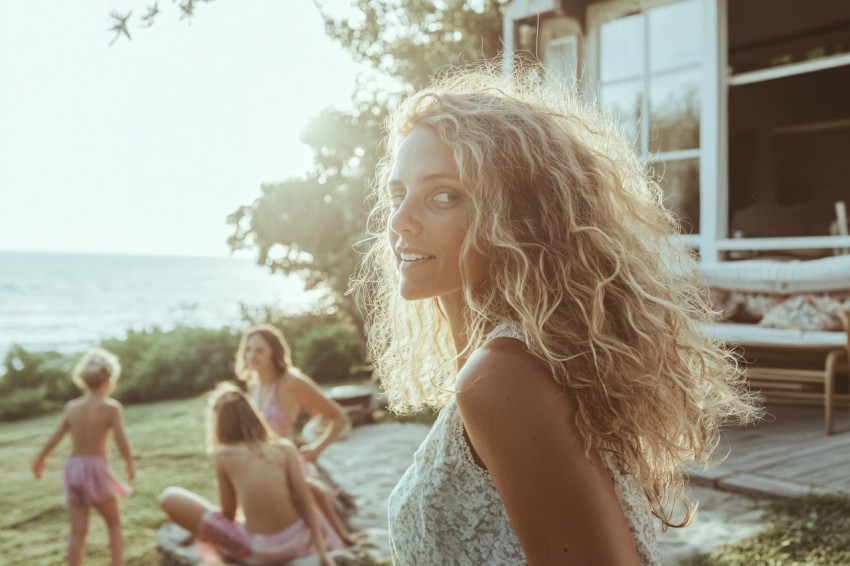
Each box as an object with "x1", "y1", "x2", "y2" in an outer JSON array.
[{"x1": 688, "y1": 404, "x2": 850, "y2": 498}]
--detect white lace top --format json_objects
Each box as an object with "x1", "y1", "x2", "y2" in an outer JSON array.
[{"x1": 387, "y1": 322, "x2": 660, "y2": 565}]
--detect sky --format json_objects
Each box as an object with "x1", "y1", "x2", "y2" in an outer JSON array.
[{"x1": 0, "y1": 1, "x2": 362, "y2": 257}]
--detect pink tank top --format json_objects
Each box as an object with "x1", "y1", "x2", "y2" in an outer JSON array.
[{"x1": 253, "y1": 381, "x2": 293, "y2": 438}]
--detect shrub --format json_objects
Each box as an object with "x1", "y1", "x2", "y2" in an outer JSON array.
[
  {"x1": 293, "y1": 322, "x2": 363, "y2": 384},
  {"x1": 0, "y1": 312, "x2": 367, "y2": 421},
  {"x1": 0, "y1": 346, "x2": 77, "y2": 420},
  {"x1": 101, "y1": 326, "x2": 241, "y2": 404}
]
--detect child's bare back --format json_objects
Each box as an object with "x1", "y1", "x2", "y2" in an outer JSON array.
[
  {"x1": 214, "y1": 440, "x2": 303, "y2": 535},
  {"x1": 32, "y1": 347, "x2": 135, "y2": 566},
  {"x1": 66, "y1": 394, "x2": 125, "y2": 457}
]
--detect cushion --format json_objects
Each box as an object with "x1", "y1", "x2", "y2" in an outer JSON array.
[
  {"x1": 738, "y1": 293, "x2": 784, "y2": 323},
  {"x1": 700, "y1": 255, "x2": 850, "y2": 294},
  {"x1": 759, "y1": 294, "x2": 850, "y2": 331},
  {"x1": 701, "y1": 322, "x2": 849, "y2": 349}
]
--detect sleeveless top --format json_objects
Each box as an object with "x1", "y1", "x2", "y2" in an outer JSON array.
[
  {"x1": 387, "y1": 322, "x2": 661, "y2": 565},
  {"x1": 253, "y1": 380, "x2": 293, "y2": 439}
]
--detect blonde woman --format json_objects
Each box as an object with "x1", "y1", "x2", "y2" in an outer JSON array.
[{"x1": 354, "y1": 67, "x2": 760, "y2": 565}]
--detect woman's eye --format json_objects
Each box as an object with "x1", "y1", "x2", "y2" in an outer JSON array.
[
  {"x1": 433, "y1": 191, "x2": 456, "y2": 204},
  {"x1": 389, "y1": 193, "x2": 404, "y2": 207}
]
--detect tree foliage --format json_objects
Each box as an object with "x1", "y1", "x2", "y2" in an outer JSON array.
[
  {"x1": 226, "y1": 1, "x2": 506, "y2": 330},
  {"x1": 225, "y1": 104, "x2": 386, "y2": 326},
  {"x1": 109, "y1": 1, "x2": 507, "y2": 330},
  {"x1": 0, "y1": 316, "x2": 366, "y2": 421},
  {"x1": 316, "y1": 0, "x2": 506, "y2": 90}
]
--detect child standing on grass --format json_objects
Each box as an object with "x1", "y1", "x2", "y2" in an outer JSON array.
[
  {"x1": 32, "y1": 347, "x2": 135, "y2": 566},
  {"x1": 159, "y1": 382, "x2": 340, "y2": 566}
]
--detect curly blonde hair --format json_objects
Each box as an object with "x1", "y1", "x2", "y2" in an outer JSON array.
[{"x1": 353, "y1": 66, "x2": 760, "y2": 528}]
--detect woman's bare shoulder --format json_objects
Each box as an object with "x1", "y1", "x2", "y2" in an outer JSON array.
[
  {"x1": 458, "y1": 338, "x2": 562, "y2": 397},
  {"x1": 456, "y1": 337, "x2": 577, "y2": 432},
  {"x1": 287, "y1": 370, "x2": 327, "y2": 401},
  {"x1": 288, "y1": 368, "x2": 318, "y2": 389}
]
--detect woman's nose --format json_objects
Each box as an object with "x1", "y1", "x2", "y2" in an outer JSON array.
[{"x1": 388, "y1": 198, "x2": 422, "y2": 236}]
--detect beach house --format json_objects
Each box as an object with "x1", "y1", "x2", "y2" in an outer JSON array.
[
  {"x1": 502, "y1": 0, "x2": 850, "y2": 260},
  {"x1": 502, "y1": 0, "x2": 850, "y2": 436}
]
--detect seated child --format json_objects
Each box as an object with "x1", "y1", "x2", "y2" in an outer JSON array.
[
  {"x1": 32, "y1": 347, "x2": 135, "y2": 566},
  {"x1": 159, "y1": 382, "x2": 342, "y2": 566}
]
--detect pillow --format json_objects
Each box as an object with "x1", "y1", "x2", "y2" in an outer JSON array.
[
  {"x1": 738, "y1": 293, "x2": 785, "y2": 323},
  {"x1": 812, "y1": 293, "x2": 850, "y2": 330},
  {"x1": 759, "y1": 294, "x2": 850, "y2": 331}
]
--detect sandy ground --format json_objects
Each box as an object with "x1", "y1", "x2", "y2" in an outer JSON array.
[{"x1": 318, "y1": 422, "x2": 768, "y2": 565}]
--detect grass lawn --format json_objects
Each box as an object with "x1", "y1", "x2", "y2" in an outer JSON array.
[
  {"x1": 682, "y1": 493, "x2": 850, "y2": 565},
  {"x1": 0, "y1": 396, "x2": 214, "y2": 565},
  {"x1": 7, "y1": 394, "x2": 849, "y2": 566}
]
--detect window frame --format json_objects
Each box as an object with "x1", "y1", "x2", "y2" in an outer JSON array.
[{"x1": 590, "y1": 0, "x2": 705, "y2": 241}]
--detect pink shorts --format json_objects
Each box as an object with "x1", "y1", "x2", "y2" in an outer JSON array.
[
  {"x1": 64, "y1": 456, "x2": 132, "y2": 506},
  {"x1": 198, "y1": 511, "x2": 343, "y2": 565}
]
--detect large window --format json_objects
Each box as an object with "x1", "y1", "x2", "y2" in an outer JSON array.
[
  {"x1": 726, "y1": 0, "x2": 850, "y2": 256},
  {"x1": 596, "y1": 0, "x2": 702, "y2": 234}
]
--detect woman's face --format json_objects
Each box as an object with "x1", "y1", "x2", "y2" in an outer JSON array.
[
  {"x1": 387, "y1": 125, "x2": 487, "y2": 302},
  {"x1": 244, "y1": 334, "x2": 275, "y2": 374}
]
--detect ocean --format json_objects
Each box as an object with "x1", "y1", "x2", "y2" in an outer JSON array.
[{"x1": 0, "y1": 251, "x2": 324, "y2": 356}]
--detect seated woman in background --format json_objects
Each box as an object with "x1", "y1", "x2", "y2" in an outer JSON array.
[
  {"x1": 235, "y1": 323, "x2": 357, "y2": 545},
  {"x1": 160, "y1": 383, "x2": 340, "y2": 566},
  {"x1": 236, "y1": 324, "x2": 350, "y2": 461}
]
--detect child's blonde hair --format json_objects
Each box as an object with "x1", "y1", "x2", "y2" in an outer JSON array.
[
  {"x1": 72, "y1": 348, "x2": 121, "y2": 391},
  {"x1": 354, "y1": 65, "x2": 761, "y2": 528},
  {"x1": 206, "y1": 382, "x2": 270, "y2": 452}
]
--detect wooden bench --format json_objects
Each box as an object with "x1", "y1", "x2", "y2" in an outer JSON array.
[
  {"x1": 326, "y1": 384, "x2": 376, "y2": 426},
  {"x1": 700, "y1": 256, "x2": 850, "y2": 435},
  {"x1": 704, "y1": 323, "x2": 849, "y2": 434}
]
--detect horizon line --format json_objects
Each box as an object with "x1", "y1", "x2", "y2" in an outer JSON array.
[{"x1": 0, "y1": 248, "x2": 258, "y2": 261}]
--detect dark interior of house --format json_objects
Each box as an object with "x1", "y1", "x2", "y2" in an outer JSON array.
[{"x1": 727, "y1": 0, "x2": 850, "y2": 244}]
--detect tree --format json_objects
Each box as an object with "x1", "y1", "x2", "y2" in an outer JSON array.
[
  {"x1": 227, "y1": 2, "x2": 506, "y2": 331},
  {"x1": 225, "y1": 100, "x2": 388, "y2": 327},
  {"x1": 315, "y1": 1, "x2": 506, "y2": 90},
  {"x1": 110, "y1": 1, "x2": 508, "y2": 332}
]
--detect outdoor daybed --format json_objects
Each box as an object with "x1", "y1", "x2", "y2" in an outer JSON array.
[{"x1": 700, "y1": 255, "x2": 850, "y2": 435}]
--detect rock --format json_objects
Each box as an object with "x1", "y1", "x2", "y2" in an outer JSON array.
[{"x1": 157, "y1": 522, "x2": 384, "y2": 565}]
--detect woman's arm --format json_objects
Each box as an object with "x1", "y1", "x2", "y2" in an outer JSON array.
[
  {"x1": 289, "y1": 373, "x2": 350, "y2": 463},
  {"x1": 456, "y1": 338, "x2": 641, "y2": 566},
  {"x1": 282, "y1": 442, "x2": 333, "y2": 566},
  {"x1": 109, "y1": 401, "x2": 135, "y2": 481},
  {"x1": 32, "y1": 405, "x2": 71, "y2": 479}
]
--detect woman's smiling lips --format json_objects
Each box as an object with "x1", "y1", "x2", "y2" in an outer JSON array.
[{"x1": 396, "y1": 247, "x2": 435, "y2": 269}]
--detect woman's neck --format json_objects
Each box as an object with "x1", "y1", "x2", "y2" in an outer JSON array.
[
  {"x1": 256, "y1": 367, "x2": 279, "y2": 384},
  {"x1": 439, "y1": 293, "x2": 470, "y2": 372}
]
